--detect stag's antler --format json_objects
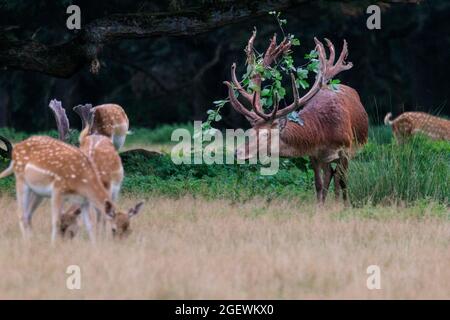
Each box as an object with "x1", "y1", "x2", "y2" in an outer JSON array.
[
  {"x1": 314, "y1": 38, "x2": 353, "y2": 85},
  {"x1": 0, "y1": 136, "x2": 12, "y2": 159},
  {"x1": 73, "y1": 104, "x2": 93, "y2": 131},
  {"x1": 48, "y1": 99, "x2": 70, "y2": 142},
  {"x1": 225, "y1": 30, "x2": 326, "y2": 123}
]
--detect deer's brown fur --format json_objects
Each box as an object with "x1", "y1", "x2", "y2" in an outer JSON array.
[
  {"x1": 79, "y1": 104, "x2": 129, "y2": 150},
  {"x1": 226, "y1": 32, "x2": 368, "y2": 204},
  {"x1": 51, "y1": 100, "x2": 141, "y2": 239},
  {"x1": 0, "y1": 136, "x2": 114, "y2": 242}
]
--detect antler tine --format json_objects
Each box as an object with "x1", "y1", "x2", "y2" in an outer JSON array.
[
  {"x1": 0, "y1": 136, "x2": 12, "y2": 159},
  {"x1": 245, "y1": 28, "x2": 257, "y2": 65},
  {"x1": 88, "y1": 108, "x2": 96, "y2": 135},
  {"x1": 270, "y1": 73, "x2": 299, "y2": 118},
  {"x1": 273, "y1": 66, "x2": 323, "y2": 119},
  {"x1": 251, "y1": 92, "x2": 270, "y2": 120},
  {"x1": 333, "y1": 39, "x2": 353, "y2": 72},
  {"x1": 73, "y1": 103, "x2": 93, "y2": 130},
  {"x1": 263, "y1": 33, "x2": 291, "y2": 67},
  {"x1": 324, "y1": 38, "x2": 336, "y2": 68},
  {"x1": 223, "y1": 81, "x2": 258, "y2": 124},
  {"x1": 230, "y1": 63, "x2": 253, "y2": 102},
  {"x1": 49, "y1": 99, "x2": 70, "y2": 142},
  {"x1": 314, "y1": 38, "x2": 328, "y2": 83},
  {"x1": 317, "y1": 38, "x2": 353, "y2": 83},
  {"x1": 269, "y1": 92, "x2": 280, "y2": 120}
]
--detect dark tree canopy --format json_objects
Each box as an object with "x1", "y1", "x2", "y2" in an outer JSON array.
[{"x1": 1, "y1": 0, "x2": 447, "y2": 132}]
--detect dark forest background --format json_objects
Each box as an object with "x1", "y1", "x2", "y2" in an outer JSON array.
[{"x1": 0, "y1": 0, "x2": 449, "y2": 132}]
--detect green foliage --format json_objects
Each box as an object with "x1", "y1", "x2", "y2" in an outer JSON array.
[
  {"x1": 121, "y1": 155, "x2": 314, "y2": 202},
  {"x1": 348, "y1": 134, "x2": 450, "y2": 206},
  {"x1": 0, "y1": 126, "x2": 448, "y2": 208},
  {"x1": 204, "y1": 11, "x2": 319, "y2": 133},
  {"x1": 125, "y1": 123, "x2": 194, "y2": 145}
]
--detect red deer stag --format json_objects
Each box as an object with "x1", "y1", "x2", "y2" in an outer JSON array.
[
  {"x1": 224, "y1": 31, "x2": 368, "y2": 204},
  {"x1": 384, "y1": 112, "x2": 450, "y2": 142}
]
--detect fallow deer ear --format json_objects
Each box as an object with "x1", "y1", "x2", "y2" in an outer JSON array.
[
  {"x1": 105, "y1": 201, "x2": 115, "y2": 219},
  {"x1": 128, "y1": 202, "x2": 144, "y2": 218}
]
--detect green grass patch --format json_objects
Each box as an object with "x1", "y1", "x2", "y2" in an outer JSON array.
[{"x1": 0, "y1": 126, "x2": 448, "y2": 207}]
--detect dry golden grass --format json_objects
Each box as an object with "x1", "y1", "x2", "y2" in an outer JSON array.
[{"x1": 0, "y1": 195, "x2": 448, "y2": 299}]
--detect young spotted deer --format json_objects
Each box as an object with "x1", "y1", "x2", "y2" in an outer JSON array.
[
  {"x1": 74, "y1": 103, "x2": 129, "y2": 150},
  {"x1": 384, "y1": 112, "x2": 450, "y2": 142},
  {"x1": 0, "y1": 135, "x2": 114, "y2": 243},
  {"x1": 49, "y1": 100, "x2": 143, "y2": 238},
  {"x1": 224, "y1": 31, "x2": 368, "y2": 204}
]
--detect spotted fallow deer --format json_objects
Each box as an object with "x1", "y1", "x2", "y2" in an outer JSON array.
[
  {"x1": 49, "y1": 100, "x2": 143, "y2": 238},
  {"x1": 0, "y1": 135, "x2": 114, "y2": 243},
  {"x1": 74, "y1": 103, "x2": 129, "y2": 150},
  {"x1": 384, "y1": 112, "x2": 450, "y2": 142},
  {"x1": 224, "y1": 31, "x2": 368, "y2": 205}
]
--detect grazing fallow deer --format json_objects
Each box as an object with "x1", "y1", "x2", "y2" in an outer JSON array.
[
  {"x1": 0, "y1": 135, "x2": 114, "y2": 242},
  {"x1": 384, "y1": 112, "x2": 450, "y2": 142},
  {"x1": 74, "y1": 103, "x2": 129, "y2": 150},
  {"x1": 49, "y1": 100, "x2": 143, "y2": 238},
  {"x1": 224, "y1": 31, "x2": 368, "y2": 204}
]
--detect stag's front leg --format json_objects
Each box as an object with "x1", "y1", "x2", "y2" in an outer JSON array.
[
  {"x1": 322, "y1": 163, "x2": 335, "y2": 202},
  {"x1": 310, "y1": 157, "x2": 325, "y2": 204}
]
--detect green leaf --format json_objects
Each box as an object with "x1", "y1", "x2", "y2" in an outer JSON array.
[
  {"x1": 255, "y1": 63, "x2": 264, "y2": 74},
  {"x1": 307, "y1": 60, "x2": 319, "y2": 74},
  {"x1": 299, "y1": 79, "x2": 310, "y2": 89},
  {"x1": 215, "y1": 114, "x2": 222, "y2": 122},
  {"x1": 296, "y1": 68, "x2": 309, "y2": 79},
  {"x1": 276, "y1": 87, "x2": 286, "y2": 98},
  {"x1": 291, "y1": 38, "x2": 300, "y2": 46},
  {"x1": 305, "y1": 50, "x2": 318, "y2": 60},
  {"x1": 329, "y1": 79, "x2": 341, "y2": 91},
  {"x1": 248, "y1": 81, "x2": 260, "y2": 92},
  {"x1": 261, "y1": 88, "x2": 271, "y2": 97}
]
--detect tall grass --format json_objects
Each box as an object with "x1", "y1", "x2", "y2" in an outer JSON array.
[{"x1": 349, "y1": 135, "x2": 450, "y2": 206}]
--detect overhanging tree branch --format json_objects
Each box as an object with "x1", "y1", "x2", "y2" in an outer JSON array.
[{"x1": 0, "y1": 0, "x2": 421, "y2": 78}]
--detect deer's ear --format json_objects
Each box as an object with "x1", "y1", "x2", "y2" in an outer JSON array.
[
  {"x1": 128, "y1": 202, "x2": 144, "y2": 218},
  {"x1": 105, "y1": 201, "x2": 115, "y2": 219}
]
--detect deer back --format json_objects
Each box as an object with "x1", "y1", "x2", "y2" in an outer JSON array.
[
  {"x1": 12, "y1": 136, "x2": 109, "y2": 199},
  {"x1": 391, "y1": 112, "x2": 450, "y2": 141},
  {"x1": 91, "y1": 104, "x2": 129, "y2": 138},
  {"x1": 279, "y1": 85, "x2": 368, "y2": 157},
  {"x1": 79, "y1": 134, "x2": 124, "y2": 189}
]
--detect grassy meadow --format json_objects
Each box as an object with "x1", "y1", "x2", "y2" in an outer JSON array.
[{"x1": 0, "y1": 124, "x2": 449, "y2": 299}]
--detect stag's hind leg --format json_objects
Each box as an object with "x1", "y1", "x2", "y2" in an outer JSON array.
[{"x1": 335, "y1": 151, "x2": 350, "y2": 206}]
